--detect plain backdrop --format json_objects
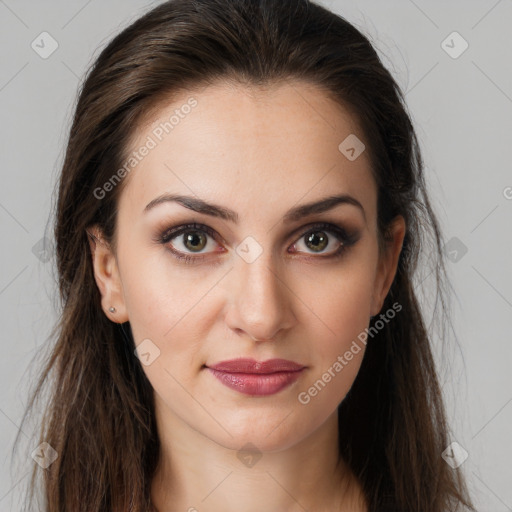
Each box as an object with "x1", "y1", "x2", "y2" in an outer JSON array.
[{"x1": 0, "y1": 1, "x2": 511, "y2": 510}]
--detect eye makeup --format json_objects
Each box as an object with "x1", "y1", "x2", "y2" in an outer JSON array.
[{"x1": 152, "y1": 220, "x2": 362, "y2": 266}]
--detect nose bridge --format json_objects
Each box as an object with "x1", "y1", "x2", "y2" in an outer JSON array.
[{"x1": 225, "y1": 243, "x2": 294, "y2": 341}]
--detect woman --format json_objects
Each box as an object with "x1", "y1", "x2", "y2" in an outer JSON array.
[{"x1": 16, "y1": 0, "x2": 476, "y2": 510}]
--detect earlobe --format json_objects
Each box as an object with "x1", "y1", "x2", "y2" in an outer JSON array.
[
  {"x1": 370, "y1": 215, "x2": 406, "y2": 316},
  {"x1": 87, "y1": 225, "x2": 129, "y2": 323}
]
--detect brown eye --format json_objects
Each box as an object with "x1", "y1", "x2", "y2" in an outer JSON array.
[
  {"x1": 291, "y1": 225, "x2": 345, "y2": 256},
  {"x1": 182, "y1": 230, "x2": 208, "y2": 252},
  {"x1": 304, "y1": 231, "x2": 329, "y2": 253},
  {"x1": 158, "y1": 223, "x2": 220, "y2": 257}
]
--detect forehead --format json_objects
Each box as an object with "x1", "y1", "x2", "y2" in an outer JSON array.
[{"x1": 118, "y1": 79, "x2": 376, "y2": 223}]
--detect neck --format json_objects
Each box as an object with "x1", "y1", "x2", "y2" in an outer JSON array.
[{"x1": 150, "y1": 405, "x2": 366, "y2": 512}]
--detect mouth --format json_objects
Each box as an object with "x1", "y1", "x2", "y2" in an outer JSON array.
[{"x1": 205, "y1": 358, "x2": 306, "y2": 396}]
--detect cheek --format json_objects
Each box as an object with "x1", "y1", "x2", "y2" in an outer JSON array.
[
  {"x1": 121, "y1": 247, "x2": 213, "y2": 338},
  {"x1": 294, "y1": 272, "x2": 372, "y2": 412},
  {"x1": 291, "y1": 255, "x2": 375, "y2": 406},
  {"x1": 294, "y1": 256, "x2": 376, "y2": 347},
  {"x1": 120, "y1": 249, "x2": 223, "y2": 397}
]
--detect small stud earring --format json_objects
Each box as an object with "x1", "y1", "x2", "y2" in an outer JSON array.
[{"x1": 109, "y1": 307, "x2": 116, "y2": 313}]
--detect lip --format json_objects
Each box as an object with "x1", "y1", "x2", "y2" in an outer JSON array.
[
  {"x1": 208, "y1": 358, "x2": 305, "y2": 373},
  {"x1": 206, "y1": 358, "x2": 306, "y2": 396}
]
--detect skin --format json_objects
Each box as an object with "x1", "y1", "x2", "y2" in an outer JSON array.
[{"x1": 89, "y1": 79, "x2": 405, "y2": 512}]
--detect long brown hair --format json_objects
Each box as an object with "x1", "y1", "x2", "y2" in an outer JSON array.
[{"x1": 14, "y1": 1, "x2": 475, "y2": 510}]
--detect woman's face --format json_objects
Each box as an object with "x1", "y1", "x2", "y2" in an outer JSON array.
[{"x1": 91, "y1": 80, "x2": 404, "y2": 452}]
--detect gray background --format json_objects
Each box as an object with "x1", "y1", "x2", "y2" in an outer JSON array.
[{"x1": 1, "y1": 0, "x2": 511, "y2": 510}]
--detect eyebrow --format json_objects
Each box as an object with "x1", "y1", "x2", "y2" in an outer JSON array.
[{"x1": 143, "y1": 193, "x2": 366, "y2": 223}]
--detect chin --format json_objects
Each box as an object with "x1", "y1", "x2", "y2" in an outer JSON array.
[{"x1": 204, "y1": 415, "x2": 312, "y2": 454}]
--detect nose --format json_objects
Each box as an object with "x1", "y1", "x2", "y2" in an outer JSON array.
[{"x1": 224, "y1": 250, "x2": 296, "y2": 343}]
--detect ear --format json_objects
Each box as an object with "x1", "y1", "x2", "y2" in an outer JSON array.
[
  {"x1": 370, "y1": 215, "x2": 406, "y2": 316},
  {"x1": 86, "y1": 225, "x2": 129, "y2": 323}
]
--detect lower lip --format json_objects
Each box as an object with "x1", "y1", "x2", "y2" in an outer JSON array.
[{"x1": 207, "y1": 368, "x2": 304, "y2": 396}]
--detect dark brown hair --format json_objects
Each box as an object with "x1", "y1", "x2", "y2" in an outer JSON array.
[{"x1": 14, "y1": 1, "x2": 475, "y2": 510}]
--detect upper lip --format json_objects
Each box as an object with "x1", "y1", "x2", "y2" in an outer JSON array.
[{"x1": 207, "y1": 358, "x2": 305, "y2": 374}]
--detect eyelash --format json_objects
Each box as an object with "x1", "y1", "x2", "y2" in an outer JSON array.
[{"x1": 155, "y1": 221, "x2": 360, "y2": 265}]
